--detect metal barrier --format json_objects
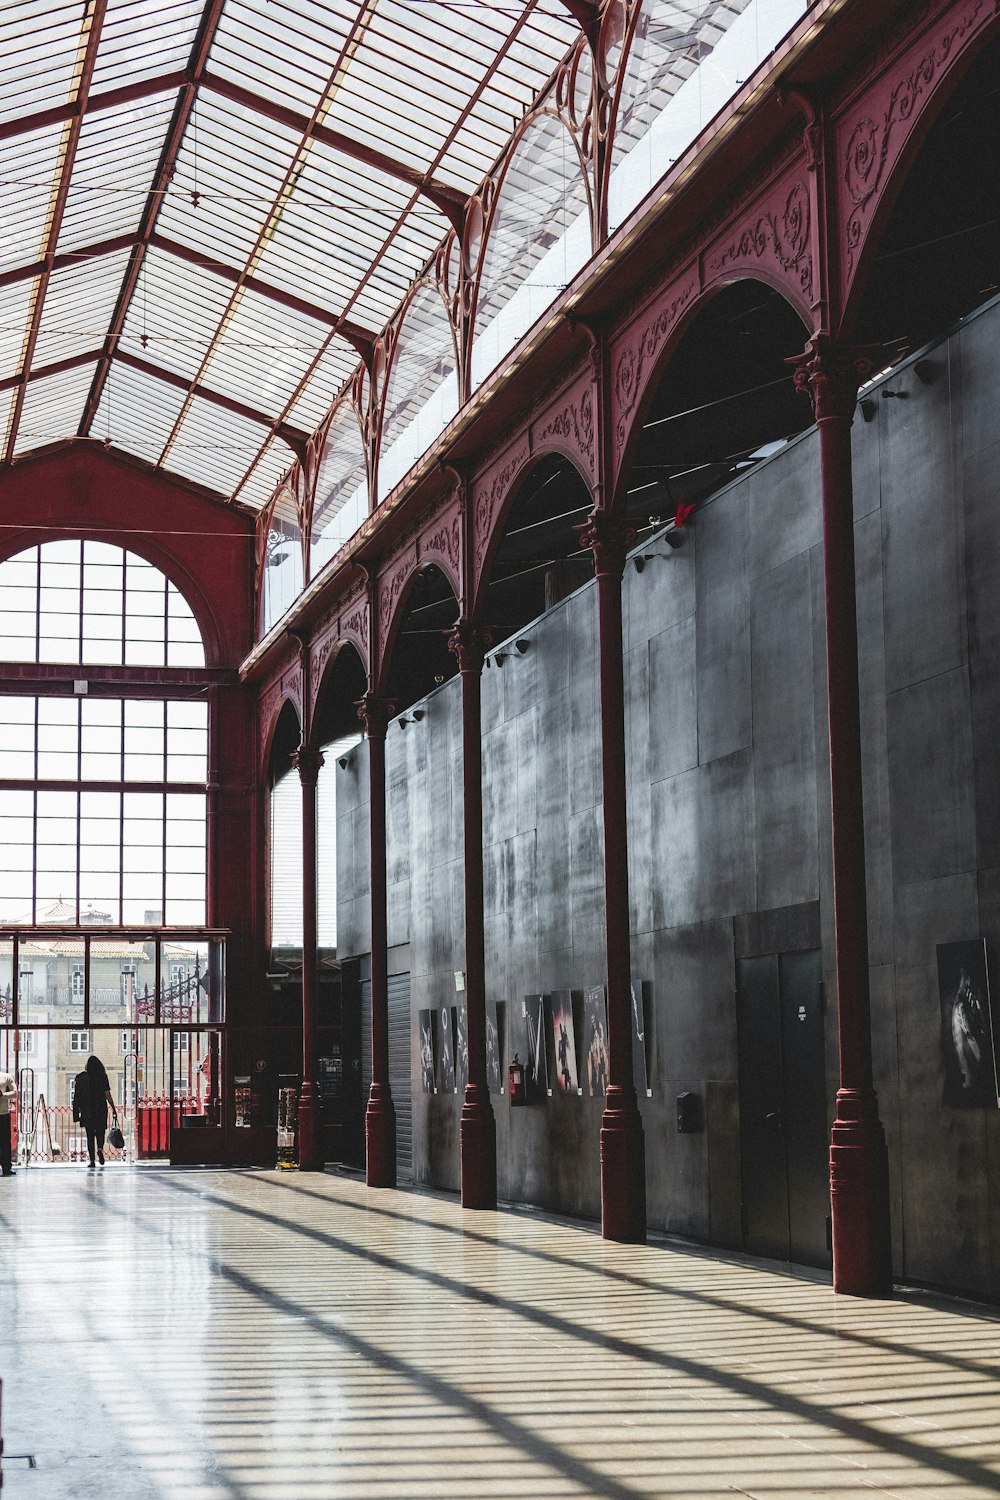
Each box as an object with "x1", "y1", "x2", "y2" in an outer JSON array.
[{"x1": 10, "y1": 1096, "x2": 203, "y2": 1164}]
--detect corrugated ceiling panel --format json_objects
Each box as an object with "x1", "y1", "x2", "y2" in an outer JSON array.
[
  {"x1": 90, "y1": 0, "x2": 203, "y2": 95},
  {"x1": 164, "y1": 390, "x2": 291, "y2": 493},
  {"x1": 13, "y1": 362, "x2": 97, "y2": 456},
  {"x1": 285, "y1": 340, "x2": 355, "y2": 431},
  {"x1": 118, "y1": 245, "x2": 234, "y2": 381},
  {"x1": 93, "y1": 359, "x2": 189, "y2": 464},
  {"x1": 31, "y1": 248, "x2": 133, "y2": 370},
  {"x1": 55, "y1": 93, "x2": 177, "y2": 255},
  {"x1": 234, "y1": 439, "x2": 292, "y2": 509},
  {"x1": 0, "y1": 280, "x2": 37, "y2": 383},
  {"x1": 156, "y1": 92, "x2": 302, "y2": 270},
  {"x1": 198, "y1": 285, "x2": 329, "y2": 411},
  {"x1": 207, "y1": 0, "x2": 353, "y2": 117},
  {"x1": 0, "y1": 1, "x2": 85, "y2": 124},
  {"x1": 0, "y1": 124, "x2": 64, "y2": 273}
]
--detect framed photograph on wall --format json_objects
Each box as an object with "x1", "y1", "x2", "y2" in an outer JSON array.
[
  {"x1": 937, "y1": 939, "x2": 998, "y2": 1108},
  {"x1": 455, "y1": 1001, "x2": 468, "y2": 1091},
  {"x1": 583, "y1": 985, "x2": 609, "y2": 1097},
  {"x1": 522, "y1": 994, "x2": 549, "y2": 1100},
  {"x1": 436, "y1": 1003, "x2": 456, "y2": 1093},
  {"x1": 486, "y1": 1000, "x2": 503, "y2": 1094},
  {"x1": 550, "y1": 989, "x2": 581, "y2": 1095},
  {"x1": 418, "y1": 1008, "x2": 436, "y2": 1094},
  {"x1": 630, "y1": 976, "x2": 652, "y2": 1096}
]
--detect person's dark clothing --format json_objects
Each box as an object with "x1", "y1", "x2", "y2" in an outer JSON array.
[
  {"x1": 0, "y1": 1114, "x2": 11, "y2": 1174},
  {"x1": 78, "y1": 1055, "x2": 113, "y2": 1165}
]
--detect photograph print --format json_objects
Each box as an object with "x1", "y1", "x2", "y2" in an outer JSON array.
[
  {"x1": 436, "y1": 1003, "x2": 456, "y2": 1093},
  {"x1": 550, "y1": 990, "x2": 580, "y2": 1095},
  {"x1": 937, "y1": 939, "x2": 998, "y2": 1108},
  {"x1": 522, "y1": 994, "x2": 549, "y2": 1099},
  {"x1": 455, "y1": 1001, "x2": 469, "y2": 1090},
  {"x1": 418, "y1": 1008, "x2": 436, "y2": 1094},
  {"x1": 485, "y1": 1000, "x2": 503, "y2": 1094},
  {"x1": 630, "y1": 976, "x2": 650, "y2": 1096},
  {"x1": 583, "y1": 985, "x2": 609, "y2": 1097}
]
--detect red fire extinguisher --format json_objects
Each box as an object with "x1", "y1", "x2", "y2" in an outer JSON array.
[{"x1": 509, "y1": 1053, "x2": 526, "y2": 1106}]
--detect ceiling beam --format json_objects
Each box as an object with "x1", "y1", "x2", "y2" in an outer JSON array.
[
  {"x1": 78, "y1": 0, "x2": 230, "y2": 440},
  {"x1": 201, "y1": 71, "x2": 467, "y2": 232},
  {"x1": 149, "y1": 233, "x2": 376, "y2": 359},
  {"x1": 0, "y1": 234, "x2": 138, "y2": 293},
  {"x1": 551, "y1": 0, "x2": 601, "y2": 39},
  {"x1": 4, "y1": 0, "x2": 109, "y2": 464},
  {"x1": 0, "y1": 71, "x2": 187, "y2": 145},
  {"x1": 114, "y1": 349, "x2": 309, "y2": 454},
  {"x1": 0, "y1": 350, "x2": 101, "y2": 395}
]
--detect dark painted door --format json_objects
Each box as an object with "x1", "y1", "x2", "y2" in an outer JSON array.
[
  {"x1": 738, "y1": 949, "x2": 829, "y2": 1268},
  {"x1": 360, "y1": 973, "x2": 412, "y2": 1183}
]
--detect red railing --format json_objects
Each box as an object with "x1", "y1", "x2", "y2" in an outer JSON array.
[{"x1": 12, "y1": 1096, "x2": 204, "y2": 1163}]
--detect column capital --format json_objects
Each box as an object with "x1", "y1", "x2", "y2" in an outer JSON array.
[
  {"x1": 576, "y1": 508, "x2": 634, "y2": 579},
  {"x1": 447, "y1": 620, "x2": 492, "y2": 673},
  {"x1": 291, "y1": 746, "x2": 324, "y2": 786},
  {"x1": 787, "y1": 335, "x2": 879, "y2": 423},
  {"x1": 355, "y1": 693, "x2": 394, "y2": 740}
]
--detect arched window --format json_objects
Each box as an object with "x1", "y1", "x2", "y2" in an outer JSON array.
[
  {"x1": 607, "y1": 0, "x2": 805, "y2": 233},
  {"x1": 0, "y1": 543, "x2": 208, "y2": 926},
  {"x1": 471, "y1": 116, "x2": 591, "y2": 392},
  {"x1": 311, "y1": 399, "x2": 369, "y2": 579},
  {"x1": 377, "y1": 285, "x2": 459, "y2": 505},
  {"x1": 269, "y1": 768, "x2": 303, "y2": 951},
  {"x1": 0, "y1": 539, "x2": 204, "y2": 667}
]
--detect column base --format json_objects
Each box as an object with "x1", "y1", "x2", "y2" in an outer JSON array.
[
  {"x1": 600, "y1": 1085, "x2": 646, "y2": 1243},
  {"x1": 297, "y1": 1081, "x2": 324, "y2": 1172},
  {"x1": 366, "y1": 1084, "x2": 397, "y2": 1188},
  {"x1": 830, "y1": 1088, "x2": 893, "y2": 1296},
  {"x1": 460, "y1": 1085, "x2": 497, "y2": 1210}
]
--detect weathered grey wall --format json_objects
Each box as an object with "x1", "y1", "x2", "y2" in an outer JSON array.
[{"x1": 336, "y1": 293, "x2": 1000, "y2": 1299}]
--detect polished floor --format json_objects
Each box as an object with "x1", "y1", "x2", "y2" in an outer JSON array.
[{"x1": 2, "y1": 1169, "x2": 1000, "y2": 1499}]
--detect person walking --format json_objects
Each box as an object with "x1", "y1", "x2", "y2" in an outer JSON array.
[
  {"x1": 73, "y1": 1054, "x2": 117, "y2": 1168},
  {"x1": 0, "y1": 1068, "x2": 16, "y2": 1176}
]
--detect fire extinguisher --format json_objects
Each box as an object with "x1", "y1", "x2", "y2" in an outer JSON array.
[{"x1": 509, "y1": 1053, "x2": 526, "y2": 1106}]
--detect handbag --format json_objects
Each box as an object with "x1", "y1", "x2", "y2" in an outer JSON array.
[{"x1": 107, "y1": 1116, "x2": 125, "y2": 1151}]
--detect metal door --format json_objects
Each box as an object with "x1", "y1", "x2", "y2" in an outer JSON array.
[
  {"x1": 738, "y1": 950, "x2": 830, "y2": 1268},
  {"x1": 360, "y1": 974, "x2": 412, "y2": 1182}
]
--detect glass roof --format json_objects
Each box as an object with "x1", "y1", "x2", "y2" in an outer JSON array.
[{"x1": 0, "y1": 0, "x2": 580, "y2": 504}]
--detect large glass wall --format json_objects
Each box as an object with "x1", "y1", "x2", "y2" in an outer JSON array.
[{"x1": 377, "y1": 285, "x2": 459, "y2": 505}]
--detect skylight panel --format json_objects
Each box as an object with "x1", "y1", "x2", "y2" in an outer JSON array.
[
  {"x1": 156, "y1": 93, "x2": 303, "y2": 270},
  {"x1": 55, "y1": 93, "x2": 177, "y2": 256},
  {"x1": 118, "y1": 246, "x2": 235, "y2": 382},
  {"x1": 13, "y1": 362, "x2": 96, "y2": 458},
  {"x1": 197, "y1": 287, "x2": 329, "y2": 413},
  {"x1": 0, "y1": 125, "x2": 64, "y2": 272},
  {"x1": 0, "y1": 280, "x2": 36, "y2": 384},
  {"x1": 0, "y1": 2, "x2": 86, "y2": 124},
  {"x1": 94, "y1": 361, "x2": 189, "y2": 465},
  {"x1": 165, "y1": 394, "x2": 294, "y2": 496},
  {"x1": 31, "y1": 249, "x2": 133, "y2": 371},
  {"x1": 285, "y1": 341, "x2": 357, "y2": 432},
  {"x1": 208, "y1": 0, "x2": 355, "y2": 117},
  {"x1": 234, "y1": 441, "x2": 293, "y2": 510},
  {"x1": 90, "y1": 0, "x2": 204, "y2": 95}
]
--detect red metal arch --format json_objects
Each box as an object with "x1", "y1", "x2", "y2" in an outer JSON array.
[
  {"x1": 259, "y1": 688, "x2": 303, "y2": 779},
  {"x1": 0, "y1": 525, "x2": 226, "y2": 671},
  {"x1": 375, "y1": 557, "x2": 459, "y2": 697},
  {"x1": 608, "y1": 269, "x2": 812, "y2": 511},
  {"x1": 307, "y1": 635, "x2": 368, "y2": 752},
  {"x1": 470, "y1": 441, "x2": 595, "y2": 622},
  {"x1": 835, "y1": 0, "x2": 999, "y2": 338}
]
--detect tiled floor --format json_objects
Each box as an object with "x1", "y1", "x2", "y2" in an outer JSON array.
[{"x1": 2, "y1": 1168, "x2": 1000, "y2": 1499}]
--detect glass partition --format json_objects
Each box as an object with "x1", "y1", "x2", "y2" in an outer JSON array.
[
  {"x1": 261, "y1": 483, "x2": 304, "y2": 636},
  {"x1": 471, "y1": 115, "x2": 591, "y2": 392},
  {"x1": 89, "y1": 939, "x2": 151, "y2": 1027},
  {"x1": 607, "y1": 0, "x2": 806, "y2": 232},
  {"x1": 377, "y1": 284, "x2": 459, "y2": 504},
  {"x1": 19, "y1": 937, "x2": 86, "y2": 1028},
  {"x1": 311, "y1": 400, "x2": 369, "y2": 578}
]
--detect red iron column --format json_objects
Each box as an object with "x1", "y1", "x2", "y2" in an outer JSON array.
[
  {"x1": 790, "y1": 335, "x2": 892, "y2": 1296},
  {"x1": 580, "y1": 510, "x2": 646, "y2": 1243},
  {"x1": 357, "y1": 694, "x2": 396, "y2": 1188},
  {"x1": 449, "y1": 621, "x2": 497, "y2": 1210},
  {"x1": 292, "y1": 745, "x2": 324, "y2": 1172}
]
